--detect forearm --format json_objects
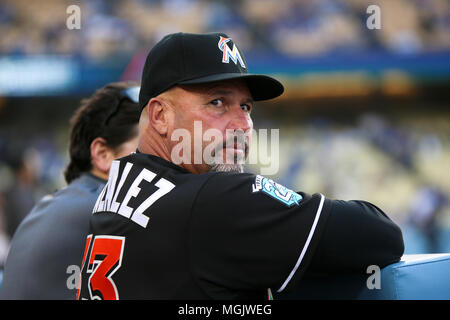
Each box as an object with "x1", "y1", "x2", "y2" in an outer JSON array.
[{"x1": 306, "y1": 199, "x2": 404, "y2": 275}]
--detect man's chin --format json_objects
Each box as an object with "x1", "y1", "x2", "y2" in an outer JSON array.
[{"x1": 209, "y1": 163, "x2": 244, "y2": 173}]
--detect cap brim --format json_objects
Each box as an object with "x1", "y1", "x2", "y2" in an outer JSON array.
[{"x1": 179, "y1": 73, "x2": 284, "y2": 101}]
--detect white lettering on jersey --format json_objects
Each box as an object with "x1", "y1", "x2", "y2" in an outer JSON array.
[
  {"x1": 131, "y1": 177, "x2": 175, "y2": 227},
  {"x1": 118, "y1": 168, "x2": 156, "y2": 219},
  {"x1": 92, "y1": 161, "x2": 175, "y2": 228}
]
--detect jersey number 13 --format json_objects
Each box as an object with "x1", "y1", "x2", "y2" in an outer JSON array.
[{"x1": 76, "y1": 235, "x2": 125, "y2": 300}]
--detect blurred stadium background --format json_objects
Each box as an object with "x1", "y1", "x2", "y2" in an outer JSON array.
[{"x1": 0, "y1": 0, "x2": 449, "y2": 269}]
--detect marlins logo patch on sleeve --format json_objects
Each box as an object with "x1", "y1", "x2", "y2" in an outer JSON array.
[{"x1": 252, "y1": 175, "x2": 302, "y2": 207}]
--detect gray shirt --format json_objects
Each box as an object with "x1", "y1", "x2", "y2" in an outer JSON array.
[{"x1": 0, "y1": 173, "x2": 105, "y2": 299}]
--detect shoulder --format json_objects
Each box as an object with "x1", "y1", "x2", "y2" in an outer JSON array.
[
  {"x1": 50, "y1": 175, "x2": 104, "y2": 213},
  {"x1": 195, "y1": 172, "x2": 311, "y2": 209},
  {"x1": 191, "y1": 172, "x2": 333, "y2": 240},
  {"x1": 16, "y1": 174, "x2": 104, "y2": 235},
  {"x1": 6, "y1": 174, "x2": 104, "y2": 256}
]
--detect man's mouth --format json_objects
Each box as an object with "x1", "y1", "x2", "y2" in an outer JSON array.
[
  {"x1": 212, "y1": 140, "x2": 248, "y2": 163},
  {"x1": 223, "y1": 142, "x2": 245, "y2": 153}
]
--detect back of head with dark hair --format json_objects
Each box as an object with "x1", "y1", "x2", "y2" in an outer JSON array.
[{"x1": 64, "y1": 82, "x2": 140, "y2": 184}]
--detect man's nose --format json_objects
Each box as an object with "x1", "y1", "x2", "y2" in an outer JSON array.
[{"x1": 227, "y1": 106, "x2": 252, "y2": 133}]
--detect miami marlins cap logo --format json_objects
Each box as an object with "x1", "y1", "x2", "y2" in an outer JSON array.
[{"x1": 218, "y1": 36, "x2": 246, "y2": 69}]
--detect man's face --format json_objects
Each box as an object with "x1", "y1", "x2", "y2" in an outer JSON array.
[{"x1": 165, "y1": 79, "x2": 254, "y2": 174}]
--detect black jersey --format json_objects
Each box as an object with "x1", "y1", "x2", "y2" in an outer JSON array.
[{"x1": 77, "y1": 152, "x2": 403, "y2": 300}]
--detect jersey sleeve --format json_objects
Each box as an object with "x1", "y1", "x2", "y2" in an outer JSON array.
[
  {"x1": 189, "y1": 172, "x2": 332, "y2": 295},
  {"x1": 305, "y1": 199, "x2": 404, "y2": 275}
]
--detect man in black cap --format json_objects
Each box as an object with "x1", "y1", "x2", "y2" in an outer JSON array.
[{"x1": 77, "y1": 33, "x2": 404, "y2": 300}]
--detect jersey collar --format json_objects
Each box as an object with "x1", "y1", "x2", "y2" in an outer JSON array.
[{"x1": 135, "y1": 149, "x2": 191, "y2": 174}]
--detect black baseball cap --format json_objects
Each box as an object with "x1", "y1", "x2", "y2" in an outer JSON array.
[{"x1": 138, "y1": 32, "x2": 284, "y2": 110}]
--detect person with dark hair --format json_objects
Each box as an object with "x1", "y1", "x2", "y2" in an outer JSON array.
[{"x1": 0, "y1": 82, "x2": 140, "y2": 299}]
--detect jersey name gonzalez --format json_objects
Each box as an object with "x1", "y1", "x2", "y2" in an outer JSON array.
[{"x1": 92, "y1": 160, "x2": 175, "y2": 228}]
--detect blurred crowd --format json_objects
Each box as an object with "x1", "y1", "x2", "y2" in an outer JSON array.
[
  {"x1": 268, "y1": 113, "x2": 450, "y2": 219},
  {"x1": 0, "y1": 0, "x2": 450, "y2": 60}
]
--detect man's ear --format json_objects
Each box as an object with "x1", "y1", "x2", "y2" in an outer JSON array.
[
  {"x1": 147, "y1": 97, "x2": 172, "y2": 136},
  {"x1": 90, "y1": 137, "x2": 114, "y2": 178}
]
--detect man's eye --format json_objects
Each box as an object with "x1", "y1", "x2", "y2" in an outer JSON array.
[
  {"x1": 241, "y1": 104, "x2": 251, "y2": 112},
  {"x1": 210, "y1": 99, "x2": 224, "y2": 107}
]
